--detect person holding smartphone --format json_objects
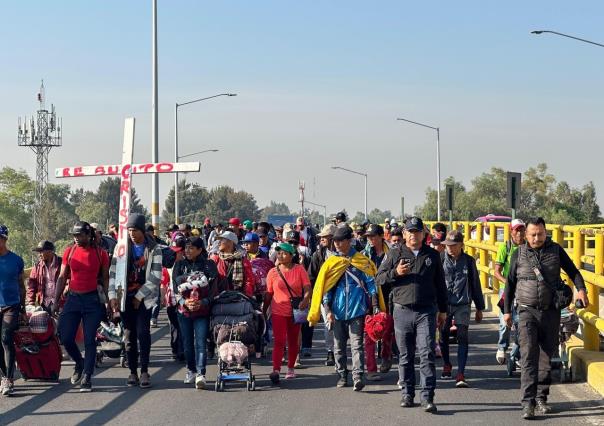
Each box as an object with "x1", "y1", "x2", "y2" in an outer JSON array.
[{"x1": 376, "y1": 216, "x2": 447, "y2": 413}]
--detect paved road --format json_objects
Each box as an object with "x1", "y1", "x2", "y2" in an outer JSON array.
[{"x1": 1, "y1": 312, "x2": 603, "y2": 426}]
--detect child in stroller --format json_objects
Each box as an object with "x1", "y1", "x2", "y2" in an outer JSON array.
[{"x1": 210, "y1": 291, "x2": 265, "y2": 391}]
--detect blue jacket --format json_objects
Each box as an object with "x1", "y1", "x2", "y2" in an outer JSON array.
[{"x1": 323, "y1": 248, "x2": 377, "y2": 321}]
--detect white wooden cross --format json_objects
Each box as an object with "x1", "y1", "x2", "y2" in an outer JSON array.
[{"x1": 55, "y1": 118, "x2": 200, "y2": 310}]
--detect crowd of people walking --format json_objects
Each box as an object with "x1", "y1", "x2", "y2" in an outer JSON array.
[{"x1": 0, "y1": 212, "x2": 590, "y2": 419}]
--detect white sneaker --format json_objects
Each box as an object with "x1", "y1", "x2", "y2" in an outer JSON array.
[
  {"x1": 1, "y1": 378, "x2": 14, "y2": 396},
  {"x1": 496, "y1": 349, "x2": 506, "y2": 365},
  {"x1": 195, "y1": 374, "x2": 206, "y2": 389},
  {"x1": 184, "y1": 370, "x2": 196, "y2": 384}
]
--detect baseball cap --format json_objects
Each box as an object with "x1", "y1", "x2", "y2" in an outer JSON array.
[
  {"x1": 72, "y1": 221, "x2": 92, "y2": 235},
  {"x1": 365, "y1": 224, "x2": 384, "y2": 237},
  {"x1": 243, "y1": 220, "x2": 253, "y2": 231},
  {"x1": 335, "y1": 211, "x2": 347, "y2": 222},
  {"x1": 216, "y1": 231, "x2": 239, "y2": 245},
  {"x1": 286, "y1": 230, "x2": 300, "y2": 243},
  {"x1": 404, "y1": 216, "x2": 424, "y2": 232},
  {"x1": 33, "y1": 240, "x2": 55, "y2": 252},
  {"x1": 317, "y1": 224, "x2": 337, "y2": 237},
  {"x1": 333, "y1": 225, "x2": 353, "y2": 241},
  {"x1": 228, "y1": 217, "x2": 241, "y2": 227},
  {"x1": 511, "y1": 219, "x2": 526, "y2": 231},
  {"x1": 441, "y1": 230, "x2": 464, "y2": 245},
  {"x1": 170, "y1": 235, "x2": 186, "y2": 252},
  {"x1": 296, "y1": 216, "x2": 305, "y2": 224},
  {"x1": 204, "y1": 217, "x2": 211, "y2": 224},
  {"x1": 275, "y1": 242, "x2": 296, "y2": 255},
  {"x1": 242, "y1": 232, "x2": 260, "y2": 243},
  {"x1": 0, "y1": 225, "x2": 8, "y2": 239}
]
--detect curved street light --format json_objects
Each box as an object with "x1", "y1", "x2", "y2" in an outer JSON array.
[
  {"x1": 178, "y1": 149, "x2": 219, "y2": 160},
  {"x1": 397, "y1": 117, "x2": 441, "y2": 221},
  {"x1": 304, "y1": 200, "x2": 328, "y2": 226},
  {"x1": 174, "y1": 93, "x2": 236, "y2": 223},
  {"x1": 531, "y1": 30, "x2": 604, "y2": 48},
  {"x1": 331, "y1": 166, "x2": 368, "y2": 220}
]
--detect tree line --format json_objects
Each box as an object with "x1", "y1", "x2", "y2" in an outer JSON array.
[{"x1": 415, "y1": 163, "x2": 602, "y2": 223}]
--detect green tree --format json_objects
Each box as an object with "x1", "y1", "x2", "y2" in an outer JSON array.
[
  {"x1": 351, "y1": 208, "x2": 393, "y2": 224},
  {"x1": 260, "y1": 201, "x2": 292, "y2": 221},
  {"x1": 204, "y1": 186, "x2": 260, "y2": 224},
  {"x1": 415, "y1": 163, "x2": 601, "y2": 224},
  {"x1": 39, "y1": 184, "x2": 79, "y2": 244},
  {"x1": 0, "y1": 168, "x2": 35, "y2": 264},
  {"x1": 161, "y1": 179, "x2": 210, "y2": 228},
  {"x1": 96, "y1": 177, "x2": 148, "y2": 225}
]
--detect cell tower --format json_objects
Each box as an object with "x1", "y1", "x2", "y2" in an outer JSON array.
[{"x1": 17, "y1": 80, "x2": 62, "y2": 241}]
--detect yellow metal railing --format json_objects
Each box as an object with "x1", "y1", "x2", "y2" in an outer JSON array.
[{"x1": 426, "y1": 221, "x2": 604, "y2": 352}]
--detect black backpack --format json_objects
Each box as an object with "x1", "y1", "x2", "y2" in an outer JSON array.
[{"x1": 161, "y1": 245, "x2": 177, "y2": 269}]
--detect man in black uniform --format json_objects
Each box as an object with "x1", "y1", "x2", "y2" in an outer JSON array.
[
  {"x1": 504, "y1": 217, "x2": 589, "y2": 420},
  {"x1": 376, "y1": 216, "x2": 447, "y2": 413}
]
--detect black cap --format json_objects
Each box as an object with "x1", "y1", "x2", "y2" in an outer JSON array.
[
  {"x1": 335, "y1": 211, "x2": 347, "y2": 222},
  {"x1": 33, "y1": 240, "x2": 55, "y2": 252},
  {"x1": 126, "y1": 213, "x2": 146, "y2": 232},
  {"x1": 333, "y1": 225, "x2": 353, "y2": 241},
  {"x1": 286, "y1": 230, "x2": 300, "y2": 243},
  {"x1": 72, "y1": 221, "x2": 92, "y2": 235},
  {"x1": 404, "y1": 216, "x2": 424, "y2": 232},
  {"x1": 365, "y1": 224, "x2": 384, "y2": 237},
  {"x1": 186, "y1": 237, "x2": 205, "y2": 250}
]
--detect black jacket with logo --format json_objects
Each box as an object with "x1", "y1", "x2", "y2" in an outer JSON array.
[{"x1": 376, "y1": 244, "x2": 448, "y2": 313}]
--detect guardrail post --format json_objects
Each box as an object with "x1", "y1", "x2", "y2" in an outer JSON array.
[
  {"x1": 464, "y1": 221, "x2": 473, "y2": 256},
  {"x1": 503, "y1": 224, "x2": 510, "y2": 243},
  {"x1": 476, "y1": 223, "x2": 488, "y2": 291},
  {"x1": 489, "y1": 223, "x2": 497, "y2": 292},
  {"x1": 552, "y1": 226, "x2": 563, "y2": 246},
  {"x1": 585, "y1": 233, "x2": 603, "y2": 351}
]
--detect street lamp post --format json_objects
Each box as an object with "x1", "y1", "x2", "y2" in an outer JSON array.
[
  {"x1": 531, "y1": 30, "x2": 604, "y2": 48},
  {"x1": 174, "y1": 93, "x2": 236, "y2": 224},
  {"x1": 304, "y1": 200, "x2": 328, "y2": 226},
  {"x1": 331, "y1": 166, "x2": 368, "y2": 220},
  {"x1": 397, "y1": 117, "x2": 441, "y2": 221}
]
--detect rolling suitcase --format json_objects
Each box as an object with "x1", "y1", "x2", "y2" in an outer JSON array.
[{"x1": 14, "y1": 316, "x2": 62, "y2": 381}]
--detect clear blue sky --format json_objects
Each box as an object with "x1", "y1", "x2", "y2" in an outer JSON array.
[{"x1": 1, "y1": 1, "x2": 603, "y2": 219}]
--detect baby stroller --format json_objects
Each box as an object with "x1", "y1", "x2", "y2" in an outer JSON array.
[
  {"x1": 95, "y1": 321, "x2": 126, "y2": 368},
  {"x1": 210, "y1": 291, "x2": 264, "y2": 391},
  {"x1": 551, "y1": 308, "x2": 580, "y2": 382}
]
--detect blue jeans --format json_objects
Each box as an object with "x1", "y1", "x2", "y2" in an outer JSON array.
[
  {"x1": 58, "y1": 292, "x2": 105, "y2": 376},
  {"x1": 178, "y1": 314, "x2": 209, "y2": 375},
  {"x1": 498, "y1": 289, "x2": 519, "y2": 359},
  {"x1": 151, "y1": 292, "x2": 161, "y2": 320},
  {"x1": 393, "y1": 304, "x2": 437, "y2": 402}
]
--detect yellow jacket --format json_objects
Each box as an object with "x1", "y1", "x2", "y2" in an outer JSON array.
[{"x1": 307, "y1": 252, "x2": 387, "y2": 326}]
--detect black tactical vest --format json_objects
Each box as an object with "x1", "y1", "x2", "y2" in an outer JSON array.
[{"x1": 515, "y1": 240, "x2": 561, "y2": 310}]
